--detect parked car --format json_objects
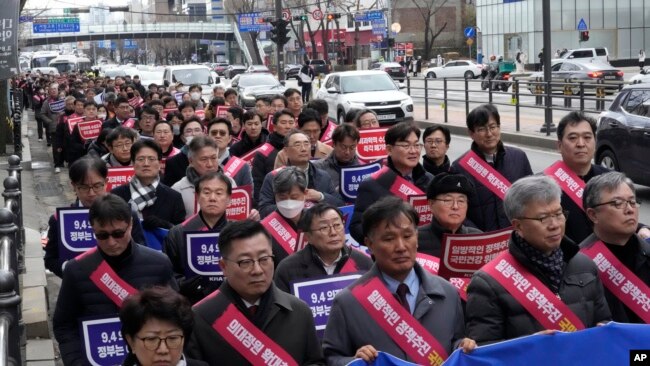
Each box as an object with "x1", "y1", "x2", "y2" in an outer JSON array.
[
  {"x1": 285, "y1": 64, "x2": 301, "y2": 79},
  {"x1": 424, "y1": 60, "x2": 483, "y2": 79},
  {"x1": 246, "y1": 65, "x2": 270, "y2": 73},
  {"x1": 315, "y1": 70, "x2": 413, "y2": 125},
  {"x1": 224, "y1": 65, "x2": 247, "y2": 79},
  {"x1": 596, "y1": 84, "x2": 650, "y2": 186},
  {"x1": 213, "y1": 62, "x2": 230, "y2": 76},
  {"x1": 230, "y1": 73, "x2": 286, "y2": 108},
  {"x1": 527, "y1": 59, "x2": 624, "y2": 95},
  {"x1": 162, "y1": 64, "x2": 223, "y2": 101},
  {"x1": 560, "y1": 47, "x2": 609, "y2": 64},
  {"x1": 629, "y1": 67, "x2": 650, "y2": 84},
  {"x1": 309, "y1": 59, "x2": 331, "y2": 76},
  {"x1": 371, "y1": 62, "x2": 407, "y2": 82}
]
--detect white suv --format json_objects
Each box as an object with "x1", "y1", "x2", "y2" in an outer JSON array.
[
  {"x1": 315, "y1": 70, "x2": 414, "y2": 124},
  {"x1": 560, "y1": 47, "x2": 609, "y2": 64},
  {"x1": 162, "y1": 65, "x2": 224, "y2": 101}
]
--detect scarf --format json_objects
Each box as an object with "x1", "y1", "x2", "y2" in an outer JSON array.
[
  {"x1": 185, "y1": 166, "x2": 201, "y2": 186},
  {"x1": 107, "y1": 153, "x2": 130, "y2": 167},
  {"x1": 514, "y1": 233, "x2": 564, "y2": 292},
  {"x1": 129, "y1": 175, "x2": 159, "y2": 213}
]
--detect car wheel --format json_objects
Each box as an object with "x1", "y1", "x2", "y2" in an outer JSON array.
[
  {"x1": 337, "y1": 110, "x2": 346, "y2": 125},
  {"x1": 464, "y1": 71, "x2": 474, "y2": 79},
  {"x1": 427, "y1": 72, "x2": 436, "y2": 78},
  {"x1": 597, "y1": 149, "x2": 619, "y2": 171}
]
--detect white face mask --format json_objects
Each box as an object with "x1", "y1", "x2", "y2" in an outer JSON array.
[
  {"x1": 185, "y1": 135, "x2": 194, "y2": 146},
  {"x1": 276, "y1": 199, "x2": 305, "y2": 218},
  {"x1": 97, "y1": 113, "x2": 107, "y2": 120},
  {"x1": 191, "y1": 92, "x2": 201, "y2": 100},
  {"x1": 173, "y1": 125, "x2": 181, "y2": 135}
]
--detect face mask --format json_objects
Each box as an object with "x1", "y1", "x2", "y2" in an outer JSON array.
[
  {"x1": 185, "y1": 135, "x2": 194, "y2": 146},
  {"x1": 127, "y1": 92, "x2": 135, "y2": 99},
  {"x1": 97, "y1": 113, "x2": 107, "y2": 120},
  {"x1": 191, "y1": 92, "x2": 201, "y2": 100},
  {"x1": 173, "y1": 125, "x2": 181, "y2": 135},
  {"x1": 276, "y1": 199, "x2": 305, "y2": 218}
]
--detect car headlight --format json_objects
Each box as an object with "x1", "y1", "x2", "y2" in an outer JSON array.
[
  {"x1": 346, "y1": 101, "x2": 365, "y2": 108},
  {"x1": 406, "y1": 104, "x2": 413, "y2": 112}
]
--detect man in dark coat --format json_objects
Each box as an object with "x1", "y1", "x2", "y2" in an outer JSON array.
[
  {"x1": 422, "y1": 124, "x2": 451, "y2": 176},
  {"x1": 466, "y1": 176, "x2": 611, "y2": 345},
  {"x1": 312, "y1": 124, "x2": 362, "y2": 194},
  {"x1": 274, "y1": 203, "x2": 373, "y2": 293},
  {"x1": 53, "y1": 195, "x2": 177, "y2": 366},
  {"x1": 162, "y1": 117, "x2": 204, "y2": 187},
  {"x1": 258, "y1": 130, "x2": 343, "y2": 218},
  {"x1": 418, "y1": 173, "x2": 481, "y2": 258},
  {"x1": 101, "y1": 96, "x2": 132, "y2": 130},
  {"x1": 186, "y1": 220, "x2": 325, "y2": 366},
  {"x1": 350, "y1": 122, "x2": 433, "y2": 244},
  {"x1": 323, "y1": 197, "x2": 475, "y2": 365},
  {"x1": 229, "y1": 109, "x2": 269, "y2": 158},
  {"x1": 580, "y1": 172, "x2": 650, "y2": 323},
  {"x1": 451, "y1": 104, "x2": 532, "y2": 231}
]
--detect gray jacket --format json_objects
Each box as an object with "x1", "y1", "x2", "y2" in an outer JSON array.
[
  {"x1": 322, "y1": 264, "x2": 465, "y2": 366},
  {"x1": 312, "y1": 153, "x2": 361, "y2": 194}
]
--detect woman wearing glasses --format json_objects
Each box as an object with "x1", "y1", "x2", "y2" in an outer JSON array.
[
  {"x1": 120, "y1": 286, "x2": 207, "y2": 366},
  {"x1": 43, "y1": 157, "x2": 145, "y2": 277}
]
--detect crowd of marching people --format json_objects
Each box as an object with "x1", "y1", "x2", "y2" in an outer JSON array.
[{"x1": 11, "y1": 69, "x2": 650, "y2": 365}]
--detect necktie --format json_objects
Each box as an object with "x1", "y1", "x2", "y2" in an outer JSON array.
[
  {"x1": 248, "y1": 305, "x2": 258, "y2": 316},
  {"x1": 395, "y1": 283, "x2": 410, "y2": 313}
]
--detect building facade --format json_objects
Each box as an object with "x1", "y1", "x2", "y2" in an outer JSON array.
[{"x1": 477, "y1": 0, "x2": 649, "y2": 65}]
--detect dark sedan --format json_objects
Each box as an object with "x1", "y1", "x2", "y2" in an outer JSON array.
[
  {"x1": 527, "y1": 60, "x2": 624, "y2": 94},
  {"x1": 224, "y1": 65, "x2": 247, "y2": 79},
  {"x1": 371, "y1": 62, "x2": 407, "y2": 82},
  {"x1": 230, "y1": 73, "x2": 286, "y2": 108},
  {"x1": 596, "y1": 84, "x2": 650, "y2": 186}
]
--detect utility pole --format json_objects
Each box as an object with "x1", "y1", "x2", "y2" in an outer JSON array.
[
  {"x1": 275, "y1": 0, "x2": 285, "y2": 80},
  {"x1": 541, "y1": 0, "x2": 555, "y2": 134},
  {"x1": 386, "y1": 0, "x2": 392, "y2": 61}
]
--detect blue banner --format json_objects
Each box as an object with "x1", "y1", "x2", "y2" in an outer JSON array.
[
  {"x1": 292, "y1": 273, "x2": 361, "y2": 337},
  {"x1": 142, "y1": 226, "x2": 169, "y2": 251},
  {"x1": 184, "y1": 231, "x2": 223, "y2": 283},
  {"x1": 340, "y1": 161, "x2": 382, "y2": 201},
  {"x1": 57, "y1": 207, "x2": 96, "y2": 261},
  {"x1": 346, "y1": 351, "x2": 418, "y2": 366},
  {"x1": 80, "y1": 316, "x2": 127, "y2": 366},
  {"x1": 443, "y1": 322, "x2": 650, "y2": 365},
  {"x1": 49, "y1": 99, "x2": 65, "y2": 113}
]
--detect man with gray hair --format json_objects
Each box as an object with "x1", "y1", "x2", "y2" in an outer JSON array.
[
  {"x1": 466, "y1": 175, "x2": 610, "y2": 344},
  {"x1": 580, "y1": 171, "x2": 650, "y2": 323}
]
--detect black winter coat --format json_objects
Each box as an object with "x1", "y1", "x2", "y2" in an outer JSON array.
[
  {"x1": 162, "y1": 148, "x2": 189, "y2": 187},
  {"x1": 229, "y1": 128, "x2": 269, "y2": 158},
  {"x1": 561, "y1": 164, "x2": 609, "y2": 243},
  {"x1": 251, "y1": 132, "x2": 285, "y2": 203},
  {"x1": 422, "y1": 154, "x2": 450, "y2": 177},
  {"x1": 450, "y1": 142, "x2": 532, "y2": 231},
  {"x1": 466, "y1": 234, "x2": 611, "y2": 344},
  {"x1": 417, "y1": 218, "x2": 482, "y2": 258}
]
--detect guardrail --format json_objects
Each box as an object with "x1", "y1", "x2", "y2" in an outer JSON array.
[
  {"x1": 0, "y1": 155, "x2": 23, "y2": 366},
  {"x1": 406, "y1": 76, "x2": 627, "y2": 135}
]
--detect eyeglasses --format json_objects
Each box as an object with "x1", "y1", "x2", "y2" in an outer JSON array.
[
  {"x1": 210, "y1": 129, "x2": 229, "y2": 137},
  {"x1": 113, "y1": 142, "x2": 133, "y2": 150},
  {"x1": 425, "y1": 139, "x2": 446, "y2": 146},
  {"x1": 393, "y1": 143, "x2": 423, "y2": 151},
  {"x1": 311, "y1": 221, "x2": 344, "y2": 235},
  {"x1": 592, "y1": 199, "x2": 641, "y2": 210},
  {"x1": 75, "y1": 182, "x2": 105, "y2": 193},
  {"x1": 135, "y1": 156, "x2": 159, "y2": 164},
  {"x1": 474, "y1": 124, "x2": 500, "y2": 134},
  {"x1": 225, "y1": 255, "x2": 275, "y2": 270},
  {"x1": 517, "y1": 210, "x2": 569, "y2": 225},
  {"x1": 94, "y1": 228, "x2": 128, "y2": 240},
  {"x1": 290, "y1": 142, "x2": 311, "y2": 149},
  {"x1": 336, "y1": 144, "x2": 357, "y2": 152},
  {"x1": 137, "y1": 335, "x2": 184, "y2": 351},
  {"x1": 434, "y1": 198, "x2": 468, "y2": 207}
]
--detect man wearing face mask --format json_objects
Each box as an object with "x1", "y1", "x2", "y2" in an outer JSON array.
[
  {"x1": 189, "y1": 84, "x2": 205, "y2": 110},
  {"x1": 162, "y1": 117, "x2": 205, "y2": 187},
  {"x1": 259, "y1": 130, "x2": 343, "y2": 218},
  {"x1": 260, "y1": 167, "x2": 310, "y2": 265}
]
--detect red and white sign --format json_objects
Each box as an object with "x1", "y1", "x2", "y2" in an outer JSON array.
[
  {"x1": 77, "y1": 120, "x2": 102, "y2": 141},
  {"x1": 123, "y1": 118, "x2": 137, "y2": 129},
  {"x1": 312, "y1": 9, "x2": 323, "y2": 20},
  {"x1": 226, "y1": 185, "x2": 252, "y2": 221},
  {"x1": 282, "y1": 8, "x2": 291, "y2": 21},
  {"x1": 356, "y1": 127, "x2": 388, "y2": 162},
  {"x1": 215, "y1": 106, "x2": 229, "y2": 118},
  {"x1": 408, "y1": 195, "x2": 432, "y2": 226},
  {"x1": 438, "y1": 227, "x2": 513, "y2": 279},
  {"x1": 67, "y1": 116, "x2": 84, "y2": 134},
  {"x1": 128, "y1": 96, "x2": 144, "y2": 108},
  {"x1": 105, "y1": 167, "x2": 135, "y2": 191},
  {"x1": 161, "y1": 108, "x2": 176, "y2": 120},
  {"x1": 195, "y1": 109, "x2": 205, "y2": 120}
]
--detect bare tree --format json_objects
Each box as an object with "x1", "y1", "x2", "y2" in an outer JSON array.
[
  {"x1": 224, "y1": 0, "x2": 263, "y2": 64},
  {"x1": 339, "y1": 0, "x2": 379, "y2": 62},
  {"x1": 410, "y1": 0, "x2": 449, "y2": 61}
]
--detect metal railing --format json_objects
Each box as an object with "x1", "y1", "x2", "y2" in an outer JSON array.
[
  {"x1": 0, "y1": 154, "x2": 23, "y2": 366},
  {"x1": 406, "y1": 76, "x2": 626, "y2": 135}
]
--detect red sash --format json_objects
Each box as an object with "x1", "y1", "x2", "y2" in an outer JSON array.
[
  {"x1": 482, "y1": 251, "x2": 586, "y2": 332},
  {"x1": 261, "y1": 212, "x2": 300, "y2": 256},
  {"x1": 543, "y1": 160, "x2": 585, "y2": 211},
  {"x1": 581, "y1": 240, "x2": 650, "y2": 323},
  {"x1": 350, "y1": 277, "x2": 449, "y2": 365},
  {"x1": 320, "y1": 121, "x2": 336, "y2": 142},
  {"x1": 67, "y1": 116, "x2": 84, "y2": 134},
  {"x1": 458, "y1": 150, "x2": 511, "y2": 201},
  {"x1": 223, "y1": 156, "x2": 246, "y2": 179},
  {"x1": 80, "y1": 248, "x2": 137, "y2": 308},
  {"x1": 371, "y1": 166, "x2": 425, "y2": 200},
  {"x1": 241, "y1": 143, "x2": 274, "y2": 163},
  {"x1": 210, "y1": 292, "x2": 299, "y2": 366}
]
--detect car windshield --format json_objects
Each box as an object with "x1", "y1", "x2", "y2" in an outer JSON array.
[
  {"x1": 104, "y1": 69, "x2": 126, "y2": 77},
  {"x1": 172, "y1": 68, "x2": 211, "y2": 84},
  {"x1": 340, "y1": 74, "x2": 397, "y2": 93},
  {"x1": 238, "y1": 74, "x2": 278, "y2": 87}
]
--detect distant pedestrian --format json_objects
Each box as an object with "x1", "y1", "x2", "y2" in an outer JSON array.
[
  {"x1": 298, "y1": 61, "x2": 315, "y2": 103},
  {"x1": 538, "y1": 48, "x2": 544, "y2": 71},
  {"x1": 416, "y1": 56, "x2": 422, "y2": 77},
  {"x1": 640, "y1": 49, "x2": 646, "y2": 71}
]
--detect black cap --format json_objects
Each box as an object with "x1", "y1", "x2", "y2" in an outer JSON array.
[{"x1": 426, "y1": 173, "x2": 475, "y2": 199}]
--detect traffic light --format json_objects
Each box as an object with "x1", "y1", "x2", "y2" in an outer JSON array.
[
  {"x1": 293, "y1": 15, "x2": 308, "y2": 21},
  {"x1": 579, "y1": 31, "x2": 589, "y2": 42},
  {"x1": 270, "y1": 19, "x2": 291, "y2": 46},
  {"x1": 326, "y1": 13, "x2": 341, "y2": 21},
  {"x1": 388, "y1": 38, "x2": 395, "y2": 47}
]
